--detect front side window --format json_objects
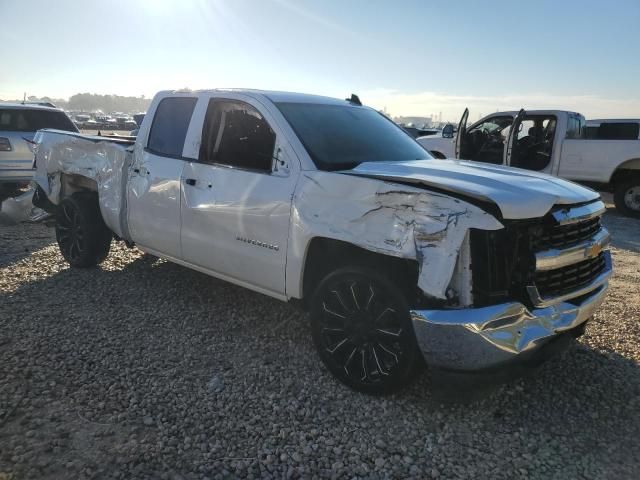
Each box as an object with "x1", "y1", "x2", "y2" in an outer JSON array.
[
  {"x1": 468, "y1": 117, "x2": 513, "y2": 136},
  {"x1": 200, "y1": 100, "x2": 275, "y2": 172},
  {"x1": 462, "y1": 116, "x2": 513, "y2": 164},
  {"x1": 147, "y1": 97, "x2": 197, "y2": 157},
  {"x1": 275, "y1": 102, "x2": 431, "y2": 171}
]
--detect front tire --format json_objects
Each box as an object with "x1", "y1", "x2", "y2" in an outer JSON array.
[
  {"x1": 613, "y1": 177, "x2": 640, "y2": 218},
  {"x1": 55, "y1": 193, "x2": 112, "y2": 267},
  {"x1": 310, "y1": 266, "x2": 420, "y2": 395}
]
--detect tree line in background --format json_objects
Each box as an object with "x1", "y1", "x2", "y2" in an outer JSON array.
[{"x1": 2, "y1": 93, "x2": 152, "y2": 113}]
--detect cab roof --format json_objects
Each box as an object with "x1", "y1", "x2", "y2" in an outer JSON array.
[
  {"x1": 159, "y1": 88, "x2": 357, "y2": 106},
  {"x1": 0, "y1": 102, "x2": 63, "y2": 112}
]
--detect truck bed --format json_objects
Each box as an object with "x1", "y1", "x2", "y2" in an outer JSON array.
[{"x1": 33, "y1": 129, "x2": 135, "y2": 238}]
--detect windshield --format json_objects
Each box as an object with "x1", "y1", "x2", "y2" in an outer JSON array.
[{"x1": 275, "y1": 102, "x2": 432, "y2": 170}]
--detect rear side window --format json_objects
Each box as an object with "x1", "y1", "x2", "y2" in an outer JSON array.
[
  {"x1": 147, "y1": 97, "x2": 197, "y2": 157},
  {"x1": 0, "y1": 109, "x2": 78, "y2": 132},
  {"x1": 199, "y1": 100, "x2": 275, "y2": 172}
]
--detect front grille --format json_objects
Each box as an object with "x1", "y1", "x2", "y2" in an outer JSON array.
[
  {"x1": 531, "y1": 217, "x2": 601, "y2": 251},
  {"x1": 535, "y1": 252, "x2": 607, "y2": 298},
  {"x1": 471, "y1": 203, "x2": 608, "y2": 308},
  {"x1": 470, "y1": 226, "x2": 533, "y2": 307}
]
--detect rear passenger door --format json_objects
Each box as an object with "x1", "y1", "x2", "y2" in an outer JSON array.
[
  {"x1": 127, "y1": 96, "x2": 197, "y2": 259},
  {"x1": 180, "y1": 96, "x2": 298, "y2": 297}
]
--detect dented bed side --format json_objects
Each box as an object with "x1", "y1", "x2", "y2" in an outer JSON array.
[{"x1": 33, "y1": 130, "x2": 133, "y2": 239}]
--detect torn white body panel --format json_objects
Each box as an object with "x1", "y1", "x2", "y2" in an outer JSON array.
[
  {"x1": 286, "y1": 171, "x2": 503, "y2": 301},
  {"x1": 33, "y1": 130, "x2": 133, "y2": 238}
]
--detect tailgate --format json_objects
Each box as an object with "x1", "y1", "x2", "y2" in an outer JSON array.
[{"x1": 0, "y1": 131, "x2": 34, "y2": 169}]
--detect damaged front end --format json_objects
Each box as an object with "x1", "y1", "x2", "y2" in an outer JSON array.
[
  {"x1": 295, "y1": 170, "x2": 611, "y2": 374},
  {"x1": 411, "y1": 201, "x2": 612, "y2": 372}
]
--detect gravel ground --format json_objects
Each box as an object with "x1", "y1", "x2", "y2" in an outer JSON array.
[{"x1": 0, "y1": 201, "x2": 639, "y2": 479}]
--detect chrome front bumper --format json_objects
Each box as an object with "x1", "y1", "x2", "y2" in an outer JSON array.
[{"x1": 410, "y1": 252, "x2": 612, "y2": 371}]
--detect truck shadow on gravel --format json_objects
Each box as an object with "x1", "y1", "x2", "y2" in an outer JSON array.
[
  {"x1": 0, "y1": 223, "x2": 56, "y2": 269},
  {"x1": 2, "y1": 248, "x2": 639, "y2": 478}
]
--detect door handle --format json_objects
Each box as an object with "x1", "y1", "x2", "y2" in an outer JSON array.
[{"x1": 185, "y1": 178, "x2": 197, "y2": 186}]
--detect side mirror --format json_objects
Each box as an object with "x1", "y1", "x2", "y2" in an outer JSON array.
[
  {"x1": 442, "y1": 124, "x2": 454, "y2": 138},
  {"x1": 271, "y1": 147, "x2": 289, "y2": 177}
]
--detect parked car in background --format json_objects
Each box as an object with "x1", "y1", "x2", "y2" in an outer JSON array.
[
  {"x1": 73, "y1": 114, "x2": 91, "y2": 129},
  {"x1": 129, "y1": 113, "x2": 145, "y2": 136},
  {"x1": 401, "y1": 125, "x2": 440, "y2": 138},
  {"x1": 418, "y1": 109, "x2": 640, "y2": 217},
  {"x1": 32, "y1": 89, "x2": 611, "y2": 394},
  {"x1": 0, "y1": 103, "x2": 78, "y2": 193}
]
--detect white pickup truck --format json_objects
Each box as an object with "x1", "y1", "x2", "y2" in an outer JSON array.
[
  {"x1": 32, "y1": 90, "x2": 612, "y2": 394},
  {"x1": 418, "y1": 109, "x2": 640, "y2": 217}
]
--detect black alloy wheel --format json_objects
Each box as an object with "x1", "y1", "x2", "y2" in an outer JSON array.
[
  {"x1": 310, "y1": 266, "x2": 420, "y2": 394},
  {"x1": 57, "y1": 201, "x2": 87, "y2": 263},
  {"x1": 55, "y1": 193, "x2": 112, "y2": 267}
]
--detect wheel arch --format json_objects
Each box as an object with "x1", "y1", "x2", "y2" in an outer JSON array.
[
  {"x1": 610, "y1": 158, "x2": 640, "y2": 185},
  {"x1": 58, "y1": 173, "x2": 99, "y2": 202},
  {"x1": 300, "y1": 236, "x2": 420, "y2": 308}
]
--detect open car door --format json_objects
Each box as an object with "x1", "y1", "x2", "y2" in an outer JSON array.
[
  {"x1": 504, "y1": 108, "x2": 526, "y2": 166},
  {"x1": 454, "y1": 108, "x2": 469, "y2": 159}
]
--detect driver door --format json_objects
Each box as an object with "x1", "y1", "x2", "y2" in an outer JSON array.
[
  {"x1": 179, "y1": 95, "x2": 298, "y2": 298},
  {"x1": 454, "y1": 108, "x2": 469, "y2": 159}
]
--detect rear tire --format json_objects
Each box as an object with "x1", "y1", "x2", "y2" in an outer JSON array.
[
  {"x1": 55, "y1": 193, "x2": 112, "y2": 267},
  {"x1": 309, "y1": 266, "x2": 421, "y2": 395},
  {"x1": 613, "y1": 177, "x2": 640, "y2": 218}
]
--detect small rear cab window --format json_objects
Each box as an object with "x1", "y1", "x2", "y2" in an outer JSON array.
[{"x1": 147, "y1": 97, "x2": 198, "y2": 158}]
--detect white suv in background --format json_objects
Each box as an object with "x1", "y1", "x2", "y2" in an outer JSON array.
[{"x1": 0, "y1": 103, "x2": 78, "y2": 194}]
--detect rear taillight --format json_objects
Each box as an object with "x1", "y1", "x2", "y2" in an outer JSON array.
[{"x1": 0, "y1": 137, "x2": 11, "y2": 151}]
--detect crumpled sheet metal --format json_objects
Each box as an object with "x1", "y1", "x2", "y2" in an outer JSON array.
[
  {"x1": 0, "y1": 187, "x2": 50, "y2": 225},
  {"x1": 291, "y1": 172, "x2": 503, "y2": 300},
  {"x1": 33, "y1": 130, "x2": 131, "y2": 238}
]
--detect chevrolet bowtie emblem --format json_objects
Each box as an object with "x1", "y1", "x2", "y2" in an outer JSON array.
[{"x1": 586, "y1": 242, "x2": 602, "y2": 258}]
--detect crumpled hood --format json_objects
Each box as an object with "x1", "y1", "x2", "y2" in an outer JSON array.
[{"x1": 343, "y1": 159, "x2": 600, "y2": 219}]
